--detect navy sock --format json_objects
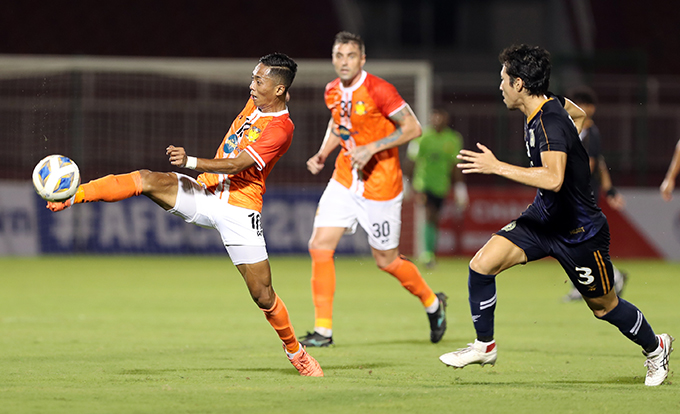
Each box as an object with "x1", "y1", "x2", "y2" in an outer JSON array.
[
  {"x1": 598, "y1": 298, "x2": 658, "y2": 353},
  {"x1": 468, "y1": 267, "x2": 497, "y2": 342}
]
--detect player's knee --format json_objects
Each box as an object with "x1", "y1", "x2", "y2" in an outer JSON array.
[
  {"x1": 139, "y1": 170, "x2": 176, "y2": 193},
  {"x1": 469, "y1": 253, "x2": 497, "y2": 275},
  {"x1": 307, "y1": 230, "x2": 324, "y2": 250},
  {"x1": 376, "y1": 258, "x2": 392, "y2": 270},
  {"x1": 374, "y1": 249, "x2": 399, "y2": 270},
  {"x1": 248, "y1": 285, "x2": 275, "y2": 309},
  {"x1": 308, "y1": 233, "x2": 337, "y2": 251}
]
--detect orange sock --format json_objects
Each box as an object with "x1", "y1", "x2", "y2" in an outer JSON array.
[
  {"x1": 262, "y1": 294, "x2": 299, "y2": 354},
  {"x1": 310, "y1": 249, "x2": 335, "y2": 330},
  {"x1": 74, "y1": 171, "x2": 143, "y2": 204},
  {"x1": 383, "y1": 255, "x2": 437, "y2": 307}
]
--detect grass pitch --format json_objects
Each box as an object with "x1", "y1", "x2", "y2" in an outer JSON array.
[{"x1": 0, "y1": 256, "x2": 677, "y2": 413}]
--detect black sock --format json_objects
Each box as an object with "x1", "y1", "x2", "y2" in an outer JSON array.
[
  {"x1": 598, "y1": 298, "x2": 658, "y2": 353},
  {"x1": 468, "y1": 267, "x2": 496, "y2": 341}
]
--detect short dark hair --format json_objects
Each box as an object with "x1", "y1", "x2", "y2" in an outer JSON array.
[
  {"x1": 333, "y1": 31, "x2": 365, "y2": 55},
  {"x1": 432, "y1": 107, "x2": 449, "y2": 116},
  {"x1": 498, "y1": 44, "x2": 551, "y2": 96},
  {"x1": 259, "y1": 53, "x2": 297, "y2": 91},
  {"x1": 567, "y1": 85, "x2": 598, "y2": 106}
]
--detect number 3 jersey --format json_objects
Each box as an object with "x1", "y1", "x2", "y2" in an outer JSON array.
[
  {"x1": 197, "y1": 97, "x2": 294, "y2": 212},
  {"x1": 520, "y1": 97, "x2": 606, "y2": 243},
  {"x1": 325, "y1": 70, "x2": 408, "y2": 201}
]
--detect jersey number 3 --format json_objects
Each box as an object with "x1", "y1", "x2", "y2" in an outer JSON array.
[{"x1": 575, "y1": 266, "x2": 595, "y2": 285}]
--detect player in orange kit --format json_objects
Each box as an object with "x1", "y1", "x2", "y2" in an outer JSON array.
[
  {"x1": 46, "y1": 53, "x2": 323, "y2": 377},
  {"x1": 300, "y1": 32, "x2": 447, "y2": 347}
]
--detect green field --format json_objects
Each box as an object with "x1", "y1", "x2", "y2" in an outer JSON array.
[{"x1": 0, "y1": 256, "x2": 677, "y2": 413}]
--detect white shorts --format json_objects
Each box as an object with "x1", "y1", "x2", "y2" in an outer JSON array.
[
  {"x1": 168, "y1": 173, "x2": 268, "y2": 265},
  {"x1": 313, "y1": 179, "x2": 403, "y2": 251}
]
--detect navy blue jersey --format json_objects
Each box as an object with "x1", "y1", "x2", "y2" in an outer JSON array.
[{"x1": 519, "y1": 97, "x2": 606, "y2": 244}]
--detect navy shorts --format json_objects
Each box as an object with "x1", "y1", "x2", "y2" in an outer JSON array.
[{"x1": 496, "y1": 218, "x2": 615, "y2": 298}]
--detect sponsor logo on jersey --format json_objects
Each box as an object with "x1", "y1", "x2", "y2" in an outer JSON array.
[
  {"x1": 223, "y1": 134, "x2": 239, "y2": 154},
  {"x1": 529, "y1": 129, "x2": 535, "y2": 147},
  {"x1": 501, "y1": 221, "x2": 516, "y2": 232},
  {"x1": 338, "y1": 125, "x2": 351, "y2": 141},
  {"x1": 569, "y1": 226, "x2": 585, "y2": 235},
  {"x1": 246, "y1": 126, "x2": 261, "y2": 143},
  {"x1": 355, "y1": 101, "x2": 367, "y2": 115}
]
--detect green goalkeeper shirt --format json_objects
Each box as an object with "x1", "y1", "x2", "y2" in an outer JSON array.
[{"x1": 408, "y1": 126, "x2": 463, "y2": 198}]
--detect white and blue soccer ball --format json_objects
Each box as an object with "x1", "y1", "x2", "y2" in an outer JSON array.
[{"x1": 32, "y1": 154, "x2": 81, "y2": 202}]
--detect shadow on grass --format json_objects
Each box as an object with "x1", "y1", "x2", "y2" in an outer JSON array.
[
  {"x1": 119, "y1": 362, "x2": 396, "y2": 376},
  {"x1": 449, "y1": 376, "x2": 646, "y2": 386},
  {"x1": 341, "y1": 339, "x2": 434, "y2": 347}
]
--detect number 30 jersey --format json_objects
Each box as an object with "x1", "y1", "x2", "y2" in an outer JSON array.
[{"x1": 325, "y1": 70, "x2": 407, "y2": 201}]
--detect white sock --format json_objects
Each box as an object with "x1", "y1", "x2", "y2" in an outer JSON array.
[
  {"x1": 425, "y1": 296, "x2": 440, "y2": 314},
  {"x1": 314, "y1": 327, "x2": 332, "y2": 337},
  {"x1": 286, "y1": 345, "x2": 303, "y2": 359}
]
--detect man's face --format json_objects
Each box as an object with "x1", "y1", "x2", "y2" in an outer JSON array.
[
  {"x1": 250, "y1": 63, "x2": 281, "y2": 109},
  {"x1": 332, "y1": 42, "x2": 365, "y2": 84},
  {"x1": 499, "y1": 65, "x2": 521, "y2": 110},
  {"x1": 577, "y1": 102, "x2": 596, "y2": 119}
]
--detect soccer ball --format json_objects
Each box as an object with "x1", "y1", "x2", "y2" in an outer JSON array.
[{"x1": 32, "y1": 155, "x2": 81, "y2": 202}]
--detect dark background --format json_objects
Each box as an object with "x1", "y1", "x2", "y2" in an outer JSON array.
[
  {"x1": 1, "y1": 0, "x2": 678, "y2": 187},
  {"x1": 1, "y1": 0, "x2": 677, "y2": 74}
]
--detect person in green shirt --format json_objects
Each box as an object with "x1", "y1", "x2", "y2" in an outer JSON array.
[{"x1": 408, "y1": 108, "x2": 468, "y2": 267}]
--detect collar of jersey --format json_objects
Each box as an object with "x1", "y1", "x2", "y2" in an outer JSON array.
[
  {"x1": 527, "y1": 96, "x2": 552, "y2": 123},
  {"x1": 339, "y1": 70, "x2": 368, "y2": 93},
  {"x1": 255, "y1": 107, "x2": 289, "y2": 117}
]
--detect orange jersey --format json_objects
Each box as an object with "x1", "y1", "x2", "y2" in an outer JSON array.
[
  {"x1": 325, "y1": 70, "x2": 407, "y2": 201},
  {"x1": 197, "y1": 98, "x2": 293, "y2": 212}
]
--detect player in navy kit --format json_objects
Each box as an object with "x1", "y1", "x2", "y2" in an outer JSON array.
[{"x1": 439, "y1": 44, "x2": 673, "y2": 386}]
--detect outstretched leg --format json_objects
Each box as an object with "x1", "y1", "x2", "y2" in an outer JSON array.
[
  {"x1": 47, "y1": 170, "x2": 179, "y2": 211},
  {"x1": 585, "y1": 290, "x2": 672, "y2": 386}
]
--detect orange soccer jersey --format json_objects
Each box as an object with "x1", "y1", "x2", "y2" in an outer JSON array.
[
  {"x1": 325, "y1": 70, "x2": 407, "y2": 201},
  {"x1": 197, "y1": 98, "x2": 294, "y2": 212}
]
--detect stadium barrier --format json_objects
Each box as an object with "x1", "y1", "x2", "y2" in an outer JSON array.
[
  {"x1": 1, "y1": 182, "x2": 677, "y2": 260},
  {"x1": 426, "y1": 187, "x2": 668, "y2": 259}
]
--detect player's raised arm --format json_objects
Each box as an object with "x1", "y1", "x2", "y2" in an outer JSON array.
[
  {"x1": 563, "y1": 98, "x2": 587, "y2": 134},
  {"x1": 458, "y1": 143, "x2": 566, "y2": 192},
  {"x1": 307, "y1": 118, "x2": 341, "y2": 175},
  {"x1": 166, "y1": 145, "x2": 256, "y2": 175}
]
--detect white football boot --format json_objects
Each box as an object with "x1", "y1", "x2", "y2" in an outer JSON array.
[
  {"x1": 644, "y1": 333, "x2": 674, "y2": 386},
  {"x1": 440, "y1": 339, "x2": 497, "y2": 368}
]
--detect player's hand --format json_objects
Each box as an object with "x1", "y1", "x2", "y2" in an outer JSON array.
[
  {"x1": 606, "y1": 193, "x2": 626, "y2": 210},
  {"x1": 660, "y1": 177, "x2": 675, "y2": 201},
  {"x1": 307, "y1": 153, "x2": 326, "y2": 175},
  {"x1": 166, "y1": 145, "x2": 187, "y2": 167},
  {"x1": 457, "y1": 143, "x2": 500, "y2": 175},
  {"x1": 346, "y1": 145, "x2": 373, "y2": 171}
]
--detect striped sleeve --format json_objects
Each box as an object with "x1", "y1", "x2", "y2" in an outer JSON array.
[{"x1": 244, "y1": 119, "x2": 293, "y2": 171}]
